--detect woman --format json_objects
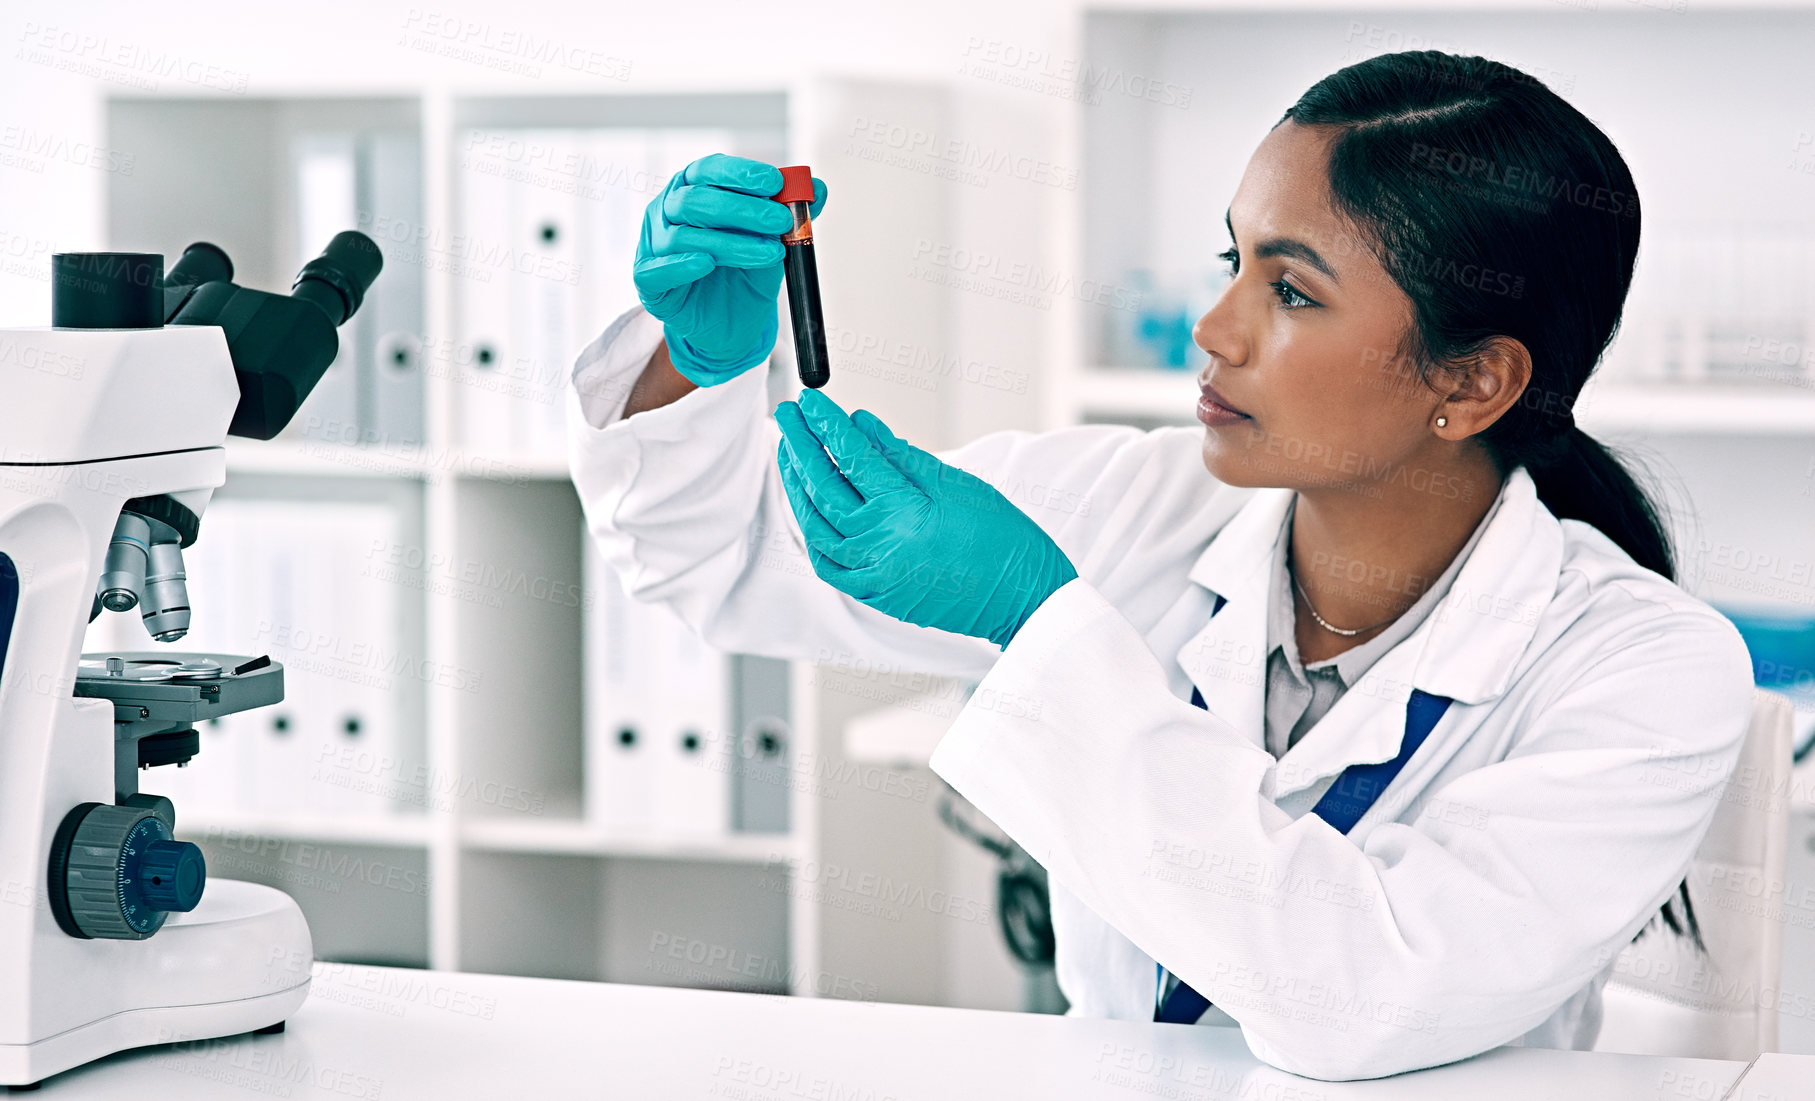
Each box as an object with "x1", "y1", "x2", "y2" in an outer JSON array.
[{"x1": 568, "y1": 51, "x2": 1755, "y2": 1080}]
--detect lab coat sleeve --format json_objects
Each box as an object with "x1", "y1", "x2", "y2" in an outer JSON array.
[
  {"x1": 566, "y1": 305, "x2": 1163, "y2": 681},
  {"x1": 927, "y1": 576, "x2": 1757, "y2": 1081}
]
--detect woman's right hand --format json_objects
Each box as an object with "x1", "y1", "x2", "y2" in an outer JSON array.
[{"x1": 632, "y1": 154, "x2": 828, "y2": 387}]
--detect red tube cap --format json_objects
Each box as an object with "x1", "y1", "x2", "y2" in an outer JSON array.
[{"x1": 772, "y1": 165, "x2": 814, "y2": 205}]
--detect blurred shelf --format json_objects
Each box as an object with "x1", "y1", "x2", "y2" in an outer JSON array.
[
  {"x1": 223, "y1": 438, "x2": 573, "y2": 481},
  {"x1": 224, "y1": 438, "x2": 431, "y2": 479},
  {"x1": 453, "y1": 452, "x2": 573, "y2": 481},
  {"x1": 176, "y1": 810, "x2": 435, "y2": 847},
  {"x1": 1575, "y1": 383, "x2": 1815, "y2": 435},
  {"x1": 1072, "y1": 367, "x2": 1815, "y2": 435},
  {"x1": 457, "y1": 818, "x2": 798, "y2": 864}
]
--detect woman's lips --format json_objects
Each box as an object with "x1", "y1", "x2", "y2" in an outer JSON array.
[{"x1": 1197, "y1": 383, "x2": 1251, "y2": 427}]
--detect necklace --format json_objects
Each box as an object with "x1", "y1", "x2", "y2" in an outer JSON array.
[
  {"x1": 1283, "y1": 500, "x2": 1408, "y2": 637},
  {"x1": 1290, "y1": 569, "x2": 1402, "y2": 637}
]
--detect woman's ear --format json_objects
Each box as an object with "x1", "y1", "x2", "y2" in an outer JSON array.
[{"x1": 1436, "y1": 335, "x2": 1532, "y2": 437}]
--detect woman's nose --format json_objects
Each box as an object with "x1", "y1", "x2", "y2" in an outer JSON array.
[{"x1": 1192, "y1": 292, "x2": 1244, "y2": 370}]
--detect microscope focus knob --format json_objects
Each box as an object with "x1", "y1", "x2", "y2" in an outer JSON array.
[
  {"x1": 135, "y1": 839, "x2": 207, "y2": 913},
  {"x1": 48, "y1": 803, "x2": 208, "y2": 939}
]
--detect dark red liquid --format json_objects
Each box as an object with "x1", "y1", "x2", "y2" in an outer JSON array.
[{"x1": 783, "y1": 240, "x2": 830, "y2": 389}]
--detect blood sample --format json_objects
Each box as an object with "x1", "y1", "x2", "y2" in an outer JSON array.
[{"x1": 771, "y1": 165, "x2": 830, "y2": 389}]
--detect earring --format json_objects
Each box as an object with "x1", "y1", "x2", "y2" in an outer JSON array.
[{"x1": 1435, "y1": 416, "x2": 1448, "y2": 428}]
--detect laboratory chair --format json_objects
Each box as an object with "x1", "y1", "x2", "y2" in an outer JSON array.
[{"x1": 1592, "y1": 687, "x2": 1795, "y2": 1060}]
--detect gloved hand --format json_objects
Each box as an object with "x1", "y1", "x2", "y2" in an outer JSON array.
[
  {"x1": 773, "y1": 388, "x2": 1078, "y2": 649},
  {"x1": 633, "y1": 154, "x2": 827, "y2": 387}
]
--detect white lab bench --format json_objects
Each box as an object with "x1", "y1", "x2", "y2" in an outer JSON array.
[{"x1": 18, "y1": 963, "x2": 1810, "y2": 1100}]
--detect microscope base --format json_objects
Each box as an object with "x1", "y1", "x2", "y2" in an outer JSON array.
[{"x1": 0, "y1": 880, "x2": 312, "y2": 1088}]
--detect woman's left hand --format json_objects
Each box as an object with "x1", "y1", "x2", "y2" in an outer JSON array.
[{"x1": 774, "y1": 388, "x2": 1078, "y2": 649}]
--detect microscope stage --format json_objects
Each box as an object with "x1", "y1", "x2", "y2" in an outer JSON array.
[{"x1": 74, "y1": 651, "x2": 283, "y2": 725}]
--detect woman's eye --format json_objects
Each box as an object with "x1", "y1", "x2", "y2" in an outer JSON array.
[
  {"x1": 1218, "y1": 246, "x2": 1317, "y2": 311},
  {"x1": 1269, "y1": 279, "x2": 1314, "y2": 311}
]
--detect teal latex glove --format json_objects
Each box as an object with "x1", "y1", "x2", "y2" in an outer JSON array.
[
  {"x1": 773, "y1": 388, "x2": 1078, "y2": 649},
  {"x1": 632, "y1": 154, "x2": 828, "y2": 387}
]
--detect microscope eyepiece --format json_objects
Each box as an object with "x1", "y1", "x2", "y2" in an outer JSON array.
[
  {"x1": 291, "y1": 230, "x2": 383, "y2": 326},
  {"x1": 51, "y1": 253, "x2": 164, "y2": 330},
  {"x1": 166, "y1": 227, "x2": 382, "y2": 439},
  {"x1": 165, "y1": 242, "x2": 233, "y2": 291}
]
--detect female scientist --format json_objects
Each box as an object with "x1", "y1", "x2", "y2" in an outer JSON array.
[{"x1": 565, "y1": 50, "x2": 1756, "y2": 1081}]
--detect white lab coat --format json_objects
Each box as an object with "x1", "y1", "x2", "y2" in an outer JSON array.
[{"x1": 566, "y1": 306, "x2": 1757, "y2": 1082}]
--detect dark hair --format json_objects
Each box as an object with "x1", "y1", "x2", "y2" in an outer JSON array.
[{"x1": 1281, "y1": 50, "x2": 1700, "y2": 950}]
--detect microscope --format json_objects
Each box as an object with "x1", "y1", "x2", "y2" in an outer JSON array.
[{"x1": 0, "y1": 231, "x2": 381, "y2": 1087}]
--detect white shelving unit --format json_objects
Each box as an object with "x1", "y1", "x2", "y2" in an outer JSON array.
[
  {"x1": 458, "y1": 818, "x2": 799, "y2": 863},
  {"x1": 97, "y1": 84, "x2": 831, "y2": 985},
  {"x1": 95, "y1": 74, "x2": 1036, "y2": 1013},
  {"x1": 1573, "y1": 383, "x2": 1815, "y2": 436},
  {"x1": 183, "y1": 810, "x2": 439, "y2": 848},
  {"x1": 155, "y1": 435, "x2": 822, "y2": 983}
]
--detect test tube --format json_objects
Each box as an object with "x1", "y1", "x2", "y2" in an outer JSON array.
[{"x1": 771, "y1": 165, "x2": 830, "y2": 389}]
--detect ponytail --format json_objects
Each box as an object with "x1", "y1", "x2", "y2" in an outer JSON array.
[{"x1": 1526, "y1": 426, "x2": 1697, "y2": 946}]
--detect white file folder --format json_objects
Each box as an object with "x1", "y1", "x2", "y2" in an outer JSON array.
[
  {"x1": 583, "y1": 542, "x2": 658, "y2": 833},
  {"x1": 574, "y1": 128, "x2": 735, "y2": 337},
  {"x1": 582, "y1": 539, "x2": 732, "y2": 837},
  {"x1": 647, "y1": 592, "x2": 731, "y2": 839},
  {"x1": 577, "y1": 131, "x2": 652, "y2": 346},
  {"x1": 83, "y1": 492, "x2": 414, "y2": 828},
  {"x1": 158, "y1": 499, "x2": 407, "y2": 820},
  {"x1": 246, "y1": 503, "x2": 323, "y2": 817},
  {"x1": 285, "y1": 134, "x2": 360, "y2": 446},
  {"x1": 455, "y1": 132, "x2": 520, "y2": 456},
  {"x1": 459, "y1": 126, "x2": 741, "y2": 463},
  {"x1": 506, "y1": 129, "x2": 585, "y2": 462},
  {"x1": 310, "y1": 503, "x2": 404, "y2": 818},
  {"x1": 364, "y1": 130, "x2": 427, "y2": 449}
]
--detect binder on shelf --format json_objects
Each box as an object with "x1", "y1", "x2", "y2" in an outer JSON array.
[
  {"x1": 729, "y1": 655, "x2": 792, "y2": 834},
  {"x1": 455, "y1": 129, "x2": 519, "y2": 457},
  {"x1": 647, "y1": 592, "x2": 731, "y2": 839},
  {"x1": 285, "y1": 134, "x2": 361, "y2": 447},
  {"x1": 456, "y1": 125, "x2": 740, "y2": 460},
  {"x1": 363, "y1": 129, "x2": 427, "y2": 449},
  {"x1": 572, "y1": 128, "x2": 735, "y2": 424},
  {"x1": 583, "y1": 543, "x2": 658, "y2": 833},
  {"x1": 140, "y1": 498, "x2": 409, "y2": 821},
  {"x1": 244, "y1": 502, "x2": 332, "y2": 818},
  {"x1": 581, "y1": 540, "x2": 732, "y2": 838},
  {"x1": 577, "y1": 130, "x2": 651, "y2": 347},
  {"x1": 277, "y1": 129, "x2": 429, "y2": 452},
  {"x1": 506, "y1": 128, "x2": 585, "y2": 463},
  {"x1": 311, "y1": 502, "x2": 406, "y2": 818}
]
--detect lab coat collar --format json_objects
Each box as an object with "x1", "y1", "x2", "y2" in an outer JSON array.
[
  {"x1": 1415, "y1": 466, "x2": 1561, "y2": 706},
  {"x1": 1176, "y1": 485, "x2": 1293, "y2": 756},
  {"x1": 1176, "y1": 466, "x2": 1561, "y2": 794}
]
